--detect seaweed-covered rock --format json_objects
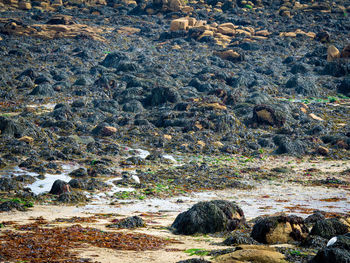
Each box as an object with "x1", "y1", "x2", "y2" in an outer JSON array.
[
  {"x1": 251, "y1": 104, "x2": 285, "y2": 127},
  {"x1": 0, "y1": 200, "x2": 27, "y2": 212},
  {"x1": 301, "y1": 235, "x2": 328, "y2": 249},
  {"x1": 310, "y1": 234, "x2": 350, "y2": 263},
  {"x1": 171, "y1": 200, "x2": 245, "y2": 235},
  {"x1": 0, "y1": 116, "x2": 22, "y2": 138},
  {"x1": 338, "y1": 77, "x2": 350, "y2": 97},
  {"x1": 0, "y1": 178, "x2": 22, "y2": 191},
  {"x1": 177, "y1": 259, "x2": 212, "y2": 263},
  {"x1": 310, "y1": 218, "x2": 349, "y2": 239},
  {"x1": 251, "y1": 215, "x2": 308, "y2": 244},
  {"x1": 57, "y1": 191, "x2": 87, "y2": 203},
  {"x1": 223, "y1": 231, "x2": 258, "y2": 246},
  {"x1": 69, "y1": 168, "x2": 88, "y2": 177},
  {"x1": 107, "y1": 216, "x2": 145, "y2": 229},
  {"x1": 49, "y1": 179, "x2": 70, "y2": 195}
]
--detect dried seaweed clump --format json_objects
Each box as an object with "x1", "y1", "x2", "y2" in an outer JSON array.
[{"x1": 0, "y1": 224, "x2": 171, "y2": 263}]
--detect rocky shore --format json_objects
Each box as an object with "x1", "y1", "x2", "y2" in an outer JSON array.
[{"x1": 0, "y1": 0, "x2": 349, "y2": 262}]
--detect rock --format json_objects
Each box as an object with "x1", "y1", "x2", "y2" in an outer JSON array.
[
  {"x1": 301, "y1": 235, "x2": 328, "y2": 249},
  {"x1": 29, "y1": 84, "x2": 55, "y2": 96},
  {"x1": 69, "y1": 168, "x2": 88, "y2": 178},
  {"x1": 101, "y1": 126, "x2": 117, "y2": 136},
  {"x1": 18, "y1": 1, "x2": 32, "y2": 10},
  {"x1": 315, "y1": 31, "x2": 330, "y2": 43},
  {"x1": 223, "y1": 231, "x2": 258, "y2": 246},
  {"x1": 46, "y1": 15, "x2": 75, "y2": 25},
  {"x1": 340, "y1": 44, "x2": 350, "y2": 59},
  {"x1": 171, "y1": 200, "x2": 245, "y2": 235},
  {"x1": 0, "y1": 178, "x2": 21, "y2": 191},
  {"x1": 251, "y1": 215, "x2": 308, "y2": 244},
  {"x1": 0, "y1": 201, "x2": 27, "y2": 212},
  {"x1": 252, "y1": 105, "x2": 285, "y2": 127},
  {"x1": 338, "y1": 77, "x2": 350, "y2": 97},
  {"x1": 0, "y1": 116, "x2": 22, "y2": 138},
  {"x1": 310, "y1": 218, "x2": 349, "y2": 239},
  {"x1": 309, "y1": 113, "x2": 324, "y2": 121},
  {"x1": 327, "y1": 45, "x2": 340, "y2": 62},
  {"x1": 317, "y1": 146, "x2": 329, "y2": 156},
  {"x1": 107, "y1": 216, "x2": 145, "y2": 229},
  {"x1": 214, "y1": 50, "x2": 244, "y2": 62},
  {"x1": 310, "y1": 234, "x2": 350, "y2": 263},
  {"x1": 57, "y1": 191, "x2": 87, "y2": 203},
  {"x1": 170, "y1": 18, "x2": 189, "y2": 31},
  {"x1": 18, "y1": 136, "x2": 34, "y2": 144},
  {"x1": 215, "y1": 245, "x2": 287, "y2": 263},
  {"x1": 146, "y1": 87, "x2": 180, "y2": 106},
  {"x1": 49, "y1": 179, "x2": 71, "y2": 195}
]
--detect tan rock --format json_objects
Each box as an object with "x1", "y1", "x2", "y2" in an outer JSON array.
[
  {"x1": 199, "y1": 30, "x2": 214, "y2": 40},
  {"x1": 18, "y1": 1, "x2": 31, "y2": 9},
  {"x1": 309, "y1": 113, "x2": 324, "y2": 121},
  {"x1": 300, "y1": 107, "x2": 307, "y2": 113},
  {"x1": 194, "y1": 20, "x2": 207, "y2": 27},
  {"x1": 164, "y1": 134, "x2": 172, "y2": 140},
  {"x1": 218, "y1": 22, "x2": 237, "y2": 29},
  {"x1": 170, "y1": 18, "x2": 189, "y2": 31},
  {"x1": 117, "y1": 26, "x2": 141, "y2": 34},
  {"x1": 188, "y1": 17, "x2": 197, "y2": 26},
  {"x1": 214, "y1": 49, "x2": 242, "y2": 62},
  {"x1": 280, "y1": 32, "x2": 297, "y2": 37},
  {"x1": 235, "y1": 29, "x2": 251, "y2": 37},
  {"x1": 203, "y1": 102, "x2": 227, "y2": 110},
  {"x1": 0, "y1": 36, "x2": 2, "y2": 41},
  {"x1": 18, "y1": 136, "x2": 34, "y2": 144},
  {"x1": 213, "y1": 141, "x2": 224, "y2": 148},
  {"x1": 252, "y1": 35, "x2": 267, "y2": 40},
  {"x1": 242, "y1": 26, "x2": 254, "y2": 34},
  {"x1": 256, "y1": 109, "x2": 273, "y2": 124},
  {"x1": 181, "y1": 6, "x2": 193, "y2": 12},
  {"x1": 217, "y1": 26, "x2": 235, "y2": 36},
  {"x1": 255, "y1": 30, "x2": 270, "y2": 36},
  {"x1": 216, "y1": 247, "x2": 287, "y2": 263},
  {"x1": 102, "y1": 126, "x2": 117, "y2": 136},
  {"x1": 197, "y1": 140, "x2": 206, "y2": 147},
  {"x1": 317, "y1": 146, "x2": 329, "y2": 156}
]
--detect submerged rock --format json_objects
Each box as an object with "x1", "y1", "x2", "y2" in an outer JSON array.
[{"x1": 171, "y1": 200, "x2": 245, "y2": 235}]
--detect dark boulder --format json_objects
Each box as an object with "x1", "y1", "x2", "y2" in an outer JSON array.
[
  {"x1": 69, "y1": 168, "x2": 88, "y2": 178},
  {"x1": 176, "y1": 259, "x2": 212, "y2": 263},
  {"x1": 171, "y1": 200, "x2": 245, "y2": 235},
  {"x1": 57, "y1": 191, "x2": 87, "y2": 203},
  {"x1": 223, "y1": 231, "x2": 258, "y2": 246},
  {"x1": 146, "y1": 86, "x2": 180, "y2": 106},
  {"x1": 29, "y1": 83, "x2": 55, "y2": 96},
  {"x1": 251, "y1": 215, "x2": 309, "y2": 244},
  {"x1": 49, "y1": 179, "x2": 70, "y2": 195},
  {"x1": 0, "y1": 177, "x2": 21, "y2": 191},
  {"x1": 0, "y1": 200, "x2": 26, "y2": 212},
  {"x1": 338, "y1": 77, "x2": 350, "y2": 97},
  {"x1": 100, "y1": 52, "x2": 127, "y2": 68},
  {"x1": 274, "y1": 136, "x2": 306, "y2": 155},
  {"x1": 310, "y1": 234, "x2": 350, "y2": 263},
  {"x1": 107, "y1": 216, "x2": 145, "y2": 229},
  {"x1": 0, "y1": 116, "x2": 22, "y2": 138},
  {"x1": 310, "y1": 218, "x2": 349, "y2": 239}
]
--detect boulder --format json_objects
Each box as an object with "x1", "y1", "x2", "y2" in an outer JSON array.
[
  {"x1": 251, "y1": 215, "x2": 308, "y2": 244},
  {"x1": 338, "y1": 77, "x2": 350, "y2": 97},
  {"x1": 310, "y1": 218, "x2": 349, "y2": 239},
  {"x1": 170, "y1": 18, "x2": 189, "y2": 31},
  {"x1": 49, "y1": 179, "x2": 71, "y2": 195},
  {"x1": 310, "y1": 234, "x2": 350, "y2": 263},
  {"x1": 57, "y1": 191, "x2": 87, "y2": 203},
  {"x1": 171, "y1": 200, "x2": 245, "y2": 235},
  {"x1": 215, "y1": 245, "x2": 287, "y2": 263},
  {"x1": 69, "y1": 168, "x2": 88, "y2": 178},
  {"x1": 223, "y1": 231, "x2": 258, "y2": 246},
  {"x1": 327, "y1": 45, "x2": 340, "y2": 62},
  {"x1": 340, "y1": 44, "x2": 350, "y2": 59},
  {"x1": 0, "y1": 116, "x2": 22, "y2": 138},
  {"x1": 214, "y1": 50, "x2": 244, "y2": 62}
]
